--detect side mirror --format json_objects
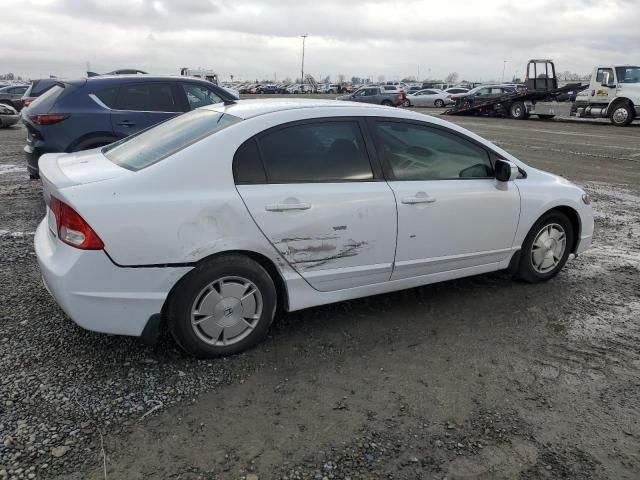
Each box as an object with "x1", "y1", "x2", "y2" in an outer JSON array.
[{"x1": 495, "y1": 159, "x2": 519, "y2": 182}]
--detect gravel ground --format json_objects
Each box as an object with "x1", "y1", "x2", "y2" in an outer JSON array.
[{"x1": 0, "y1": 111, "x2": 639, "y2": 480}]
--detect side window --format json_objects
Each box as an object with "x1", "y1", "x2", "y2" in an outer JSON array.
[
  {"x1": 233, "y1": 140, "x2": 267, "y2": 184},
  {"x1": 596, "y1": 68, "x2": 614, "y2": 83},
  {"x1": 354, "y1": 89, "x2": 366, "y2": 97},
  {"x1": 257, "y1": 121, "x2": 373, "y2": 183},
  {"x1": 375, "y1": 121, "x2": 493, "y2": 180},
  {"x1": 116, "y1": 83, "x2": 178, "y2": 112},
  {"x1": 182, "y1": 84, "x2": 222, "y2": 110},
  {"x1": 476, "y1": 88, "x2": 490, "y2": 96},
  {"x1": 94, "y1": 87, "x2": 118, "y2": 108},
  {"x1": 366, "y1": 88, "x2": 378, "y2": 96}
]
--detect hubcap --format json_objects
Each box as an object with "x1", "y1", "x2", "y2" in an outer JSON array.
[
  {"x1": 190, "y1": 276, "x2": 263, "y2": 346},
  {"x1": 613, "y1": 107, "x2": 629, "y2": 123},
  {"x1": 531, "y1": 224, "x2": 567, "y2": 274},
  {"x1": 512, "y1": 105, "x2": 522, "y2": 117}
]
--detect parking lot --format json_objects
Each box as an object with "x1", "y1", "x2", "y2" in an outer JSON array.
[{"x1": 1, "y1": 110, "x2": 639, "y2": 479}]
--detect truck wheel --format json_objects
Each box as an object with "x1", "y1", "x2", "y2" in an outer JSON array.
[
  {"x1": 381, "y1": 100, "x2": 393, "y2": 107},
  {"x1": 609, "y1": 103, "x2": 634, "y2": 126},
  {"x1": 538, "y1": 114, "x2": 555, "y2": 120},
  {"x1": 509, "y1": 102, "x2": 527, "y2": 120}
]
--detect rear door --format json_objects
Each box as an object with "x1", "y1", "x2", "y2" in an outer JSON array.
[
  {"x1": 111, "y1": 82, "x2": 183, "y2": 137},
  {"x1": 370, "y1": 119, "x2": 520, "y2": 279},
  {"x1": 235, "y1": 118, "x2": 398, "y2": 291}
]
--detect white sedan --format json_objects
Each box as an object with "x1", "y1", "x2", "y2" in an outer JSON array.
[
  {"x1": 35, "y1": 99, "x2": 593, "y2": 357},
  {"x1": 403, "y1": 89, "x2": 453, "y2": 108}
]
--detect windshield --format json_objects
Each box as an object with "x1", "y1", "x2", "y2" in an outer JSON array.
[
  {"x1": 616, "y1": 66, "x2": 640, "y2": 83},
  {"x1": 103, "y1": 109, "x2": 240, "y2": 171}
]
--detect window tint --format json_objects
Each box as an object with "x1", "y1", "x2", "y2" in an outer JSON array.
[
  {"x1": 615, "y1": 66, "x2": 640, "y2": 84},
  {"x1": 182, "y1": 84, "x2": 222, "y2": 110},
  {"x1": 116, "y1": 83, "x2": 178, "y2": 112},
  {"x1": 103, "y1": 109, "x2": 240, "y2": 171},
  {"x1": 258, "y1": 121, "x2": 373, "y2": 182},
  {"x1": 234, "y1": 140, "x2": 266, "y2": 184},
  {"x1": 375, "y1": 122, "x2": 493, "y2": 180},
  {"x1": 95, "y1": 87, "x2": 118, "y2": 108}
]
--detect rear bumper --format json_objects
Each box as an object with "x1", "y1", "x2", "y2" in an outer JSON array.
[
  {"x1": 35, "y1": 219, "x2": 192, "y2": 337},
  {"x1": 24, "y1": 143, "x2": 42, "y2": 176}
]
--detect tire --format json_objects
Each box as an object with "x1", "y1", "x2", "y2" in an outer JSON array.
[
  {"x1": 381, "y1": 100, "x2": 393, "y2": 106},
  {"x1": 402, "y1": 99, "x2": 411, "y2": 107},
  {"x1": 166, "y1": 254, "x2": 277, "y2": 358},
  {"x1": 609, "y1": 102, "x2": 634, "y2": 126},
  {"x1": 537, "y1": 114, "x2": 555, "y2": 120},
  {"x1": 434, "y1": 99, "x2": 445, "y2": 108},
  {"x1": 515, "y1": 211, "x2": 574, "y2": 283},
  {"x1": 509, "y1": 101, "x2": 527, "y2": 120}
]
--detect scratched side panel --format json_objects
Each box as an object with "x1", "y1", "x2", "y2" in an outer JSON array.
[{"x1": 237, "y1": 182, "x2": 397, "y2": 291}]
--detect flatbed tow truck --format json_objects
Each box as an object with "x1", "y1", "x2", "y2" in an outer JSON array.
[{"x1": 445, "y1": 60, "x2": 640, "y2": 126}]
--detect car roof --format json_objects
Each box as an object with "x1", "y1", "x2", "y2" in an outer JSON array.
[
  {"x1": 85, "y1": 75, "x2": 213, "y2": 85},
  {"x1": 207, "y1": 98, "x2": 402, "y2": 120}
]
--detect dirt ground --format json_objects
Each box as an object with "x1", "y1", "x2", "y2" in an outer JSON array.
[{"x1": 0, "y1": 111, "x2": 638, "y2": 480}]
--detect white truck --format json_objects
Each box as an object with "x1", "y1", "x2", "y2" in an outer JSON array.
[
  {"x1": 448, "y1": 60, "x2": 640, "y2": 127},
  {"x1": 526, "y1": 63, "x2": 640, "y2": 126}
]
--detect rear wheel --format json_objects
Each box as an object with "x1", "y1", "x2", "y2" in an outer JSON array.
[
  {"x1": 509, "y1": 101, "x2": 527, "y2": 120},
  {"x1": 167, "y1": 255, "x2": 277, "y2": 358},
  {"x1": 381, "y1": 100, "x2": 393, "y2": 107},
  {"x1": 434, "y1": 99, "x2": 445, "y2": 108},
  {"x1": 609, "y1": 103, "x2": 634, "y2": 126},
  {"x1": 515, "y1": 211, "x2": 574, "y2": 283}
]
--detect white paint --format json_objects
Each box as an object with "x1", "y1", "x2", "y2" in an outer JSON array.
[{"x1": 0, "y1": 165, "x2": 27, "y2": 175}]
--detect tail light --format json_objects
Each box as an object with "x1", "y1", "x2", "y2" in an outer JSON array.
[
  {"x1": 49, "y1": 196, "x2": 104, "y2": 250},
  {"x1": 30, "y1": 114, "x2": 69, "y2": 125}
]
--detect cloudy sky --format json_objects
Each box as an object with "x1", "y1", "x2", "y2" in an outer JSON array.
[{"x1": 2, "y1": 0, "x2": 638, "y2": 82}]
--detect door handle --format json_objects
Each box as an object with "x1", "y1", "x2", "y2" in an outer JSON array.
[
  {"x1": 401, "y1": 196, "x2": 436, "y2": 204},
  {"x1": 265, "y1": 202, "x2": 311, "y2": 212},
  {"x1": 116, "y1": 121, "x2": 135, "y2": 127}
]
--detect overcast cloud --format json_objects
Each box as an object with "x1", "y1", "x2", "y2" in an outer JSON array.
[{"x1": 1, "y1": 0, "x2": 638, "y2": 82}]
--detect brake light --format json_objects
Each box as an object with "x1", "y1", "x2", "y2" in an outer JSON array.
[
  {"x1": 30, "y1": 114, "x2": 69, "y2": 125},
  {"x1": 49, "y1": 196, "x2": 104, "y2": 250}
]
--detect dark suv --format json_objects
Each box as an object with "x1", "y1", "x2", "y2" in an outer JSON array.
[{"x1": 22, "y1": 75, "x2": 237, "y2": 178}]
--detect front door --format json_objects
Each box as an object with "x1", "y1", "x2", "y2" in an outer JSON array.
[
  {"x1": 111, "y1": 82, "x2": 182, "y2": 138},
  {"x1": 370, "y1": 119, "x2": 520, "y2": 280},
  {"x1": 235, "y1": 119, "x2": 397, "y2": 291},
  {"x1": 593, "y1": 67, "x2": 616, "y2": 104}
]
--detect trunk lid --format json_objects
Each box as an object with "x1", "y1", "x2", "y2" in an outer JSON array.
[{"x1": 39, "y1": 149, "x2": 132, "y2": 205}]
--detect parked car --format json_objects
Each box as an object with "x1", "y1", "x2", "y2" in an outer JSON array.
[
  {"x1": 34, "y1": 99, "x2": 593, "y2": 357},
  {"x1": 21, "y1": 79, "x2": 59, "y2": 108},
  {"x1": 337, "y1": 86, "x2": 405, "y2": 106},
  {"x1": 320, "y1": 84, "x2": 341, "y2": 94},
  {"x1": 0, "y1": 103, "x2": 19, "y2": 128},
  {"x1": 0, "y1": 85, "x2": 29, "y2": 110},
  {"x1": 256, "y1": 85, "x2": 285, "y2": 94},
  {"x1": 22, "y1": 75, "x2": 237, "y2": 178},
  {"x1": 403, "y1": 89, "x2": 453, "y2": 108}
]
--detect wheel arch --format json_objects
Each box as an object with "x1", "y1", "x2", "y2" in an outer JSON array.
[
  {"x1": 162, "y1": 249, "x2": 290, "y2": 319},
  {"x1": 607, "y1": 96, "x2": 635, "y2": 116},
  {"x1": 537, "y1": 205, "x2": 581, "y2": 253}
]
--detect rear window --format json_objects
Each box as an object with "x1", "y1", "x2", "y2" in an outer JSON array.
[
  {"x1": 103, "y1": 109, "x2": 240, "y2": 171},
  {"x1": 32, "y1": 79, "x2": 58, "y2": 96},
  {"x1": 28, "y1": 84, "x2": 64, "y2": 111}
]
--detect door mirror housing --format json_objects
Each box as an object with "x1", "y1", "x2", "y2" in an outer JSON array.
[{"x1": 495, "y1": 159, "x2": 519, "y2": 182}]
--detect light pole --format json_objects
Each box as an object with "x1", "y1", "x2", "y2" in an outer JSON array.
[
  {"x1": 300, "y1": 34, "x2": 308, "y2": 83},
  {"x1": 502, "y1": 60, "x2": 507, "y2": 83}
]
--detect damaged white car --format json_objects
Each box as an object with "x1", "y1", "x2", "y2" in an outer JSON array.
[{"x1": 35, "y1": 99, "x2": 593, "y2": 357}]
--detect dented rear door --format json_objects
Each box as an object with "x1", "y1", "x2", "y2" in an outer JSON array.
[{"x1": 234, "y1": 119, "x2": 397, "y2": 292}]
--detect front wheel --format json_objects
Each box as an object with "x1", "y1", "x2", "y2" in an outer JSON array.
[
  {"x1": 381, "y1": 100, "x2": 393, "y2": 106},
  {"x1": 609, "y1": 103, "x2": 634, "y2": 126},
  {"x1": 167, "y1": 255, "x2": 277, "y2": 358},
  {"x1": 402, "y1": 99, "x2": 411, "y2": 107},
  {"x1": 509, "y1": 101, "x2": 527, "y2": 120},
  {"x1": 434, "y1": 99, "x2": 445, "y2": 108},
  {"x1": 515, "y1": 211, "x2": 574, "y2": 283}
]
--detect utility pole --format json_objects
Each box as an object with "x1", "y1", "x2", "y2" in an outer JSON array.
[
  {"x1": 300, "y1": 34, "x2": 308, "y2": 83},
  {"x1": 502, "y1": 60, "x2": 507, "y2": 82}
]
